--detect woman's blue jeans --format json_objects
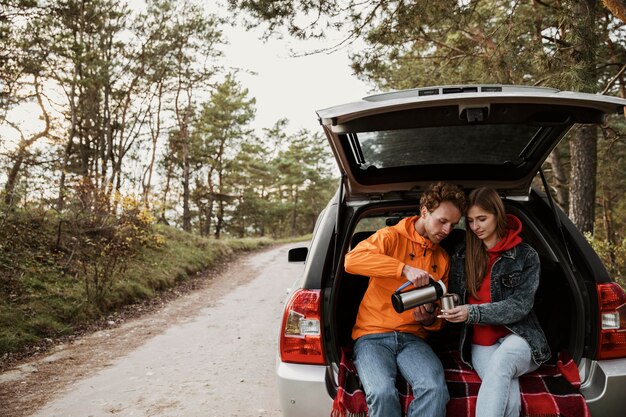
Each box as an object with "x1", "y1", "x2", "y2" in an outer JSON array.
[
  {"x1": 471, "y1": 333, "x2": 539, "y2": 417},
  {"x1": 353, "y1": 332, "x2": 449, "y2": 417}
]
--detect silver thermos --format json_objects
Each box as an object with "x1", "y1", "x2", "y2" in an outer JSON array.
[{"x1": 391, "y1": 279, "x2": 447, "y2": 313}]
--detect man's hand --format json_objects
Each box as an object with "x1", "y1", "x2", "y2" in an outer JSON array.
[
  {"x1": 402, "y1": 264, "x2": 432, "y2": 288},
  {"x1": 412, "y1": 303, "x2": 438, "y2": 326}
]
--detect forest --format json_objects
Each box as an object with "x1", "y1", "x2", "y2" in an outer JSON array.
[
  {"x1": 2, "y1": 0, "x2": 626, "y2": 352},
  {"x1": 1, "y1": 0, "x2": 337, "y2": 239}
]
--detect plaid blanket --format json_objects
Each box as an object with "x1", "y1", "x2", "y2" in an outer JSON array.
[{"x1": 331, "y1": 348, "x2": 589, "y2": 417}]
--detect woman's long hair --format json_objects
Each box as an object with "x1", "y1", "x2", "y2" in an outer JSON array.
[{"x1": 465, "y1": 187, "x2": 508, "y2": 299}]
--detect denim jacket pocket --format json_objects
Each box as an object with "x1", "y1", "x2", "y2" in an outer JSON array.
[{"x1": 501, "y1": 271, "x2": 522, "y2": 288}]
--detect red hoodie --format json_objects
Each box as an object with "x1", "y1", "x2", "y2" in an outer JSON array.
[{"x1": 468, "y1": 214, "x2": 522, "y2": 346}]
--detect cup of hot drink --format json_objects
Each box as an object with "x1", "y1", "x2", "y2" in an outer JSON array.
[{"x1": 441, "y1": 293, "x2": 459, "y2": 311}]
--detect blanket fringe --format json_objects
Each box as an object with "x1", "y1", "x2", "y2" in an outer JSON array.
[
  {"x1": 523, "y1": 414, "x2": 564, "y2": 417},
  {"x1": 331, "y1": 411, "x2": 367, "y2": 417}
]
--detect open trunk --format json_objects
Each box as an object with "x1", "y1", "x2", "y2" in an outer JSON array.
[{"x1": 326, "y1": 190, "x2": 587, "y2": 377}]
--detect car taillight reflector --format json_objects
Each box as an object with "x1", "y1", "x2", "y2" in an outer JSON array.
[
  {"x1": 280, "y1": 289, "x2": 325, "y2": 365},
  {"x1": 596, "y1": 283, "x2": 626, "y2": 360}
]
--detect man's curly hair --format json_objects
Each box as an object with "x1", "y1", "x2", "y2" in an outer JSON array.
[{"x1": 420, "y1": 182, "x2": 467, "y2": 214}]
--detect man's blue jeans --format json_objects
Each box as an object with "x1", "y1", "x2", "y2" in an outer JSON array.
[
  {"x1": 353, "y1": 332, "x2": 449, "y2": 417},
  {"x1": 471, "y1": 334, "x2": 539, "y2": 417}
]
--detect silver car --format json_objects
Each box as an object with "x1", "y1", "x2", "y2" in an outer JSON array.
[{"x1": 277, "y1": 85, "x2": 626, "y2": 416}]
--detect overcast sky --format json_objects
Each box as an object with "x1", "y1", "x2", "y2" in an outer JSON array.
[{"x1": 217, "y1": 5, "x2": 372, "y2": 135}]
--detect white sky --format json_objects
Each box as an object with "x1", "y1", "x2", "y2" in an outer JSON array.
[{"x1": 216, "y1": 6, "x2": 372, "y2": 135}]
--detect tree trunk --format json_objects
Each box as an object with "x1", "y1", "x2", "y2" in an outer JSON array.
[
  {"x1": 182, "y1": 138, "x2": 191, "y2": 232},
  {"x1": 214, "y1": 198, "x2": 223, "y2": 239},
  {"x1": 603, "y1": 0, "x2": 626, "y2": 22},
  {"x1": 58, "y1": 24, "x2": 82, "y2": 213},
  {"x1": 4, "y1": 154, "x2": 24, "y2": 206},
  {"x1": 203, "y1": 201, "x2": 213, "y2": 237},
  {"x1": 568, "y1": 125, "x2": 597, "y2": 234},
  {"x1": 214, "y1": 171, "x2": 224, "y2": 239},
  {"x1": 56, "y1": 138, "x2": 74, "y2": 212},
  {"x1": 143, "y1": 83, "x2": 164, "y2": 203},
  {"x1": 203, "y1": 166, "x2": 217, "y2": 237},
  {"x1": 601, "y1": 186, "x2": 616, "y2": 244},
  {"x1": 159, "y1": 163, "x2": 172, "y2": 224},
  {"x1": 566, "y1": 0, "x2": 600, "y2": 234},
  {"x1": 4, "y1": 76, "x2": 50, "y2": 206},
  {"x1": 291, "y1": 186, "x2": 298, "y2": 236},
  {"x1": 547, "y1": 152, "x2": 569, "y2": 210}
]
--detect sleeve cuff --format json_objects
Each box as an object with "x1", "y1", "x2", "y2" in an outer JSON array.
[
  {"x1": 396, "y1": 262, "x2": 406, "y2": 279},
  {"x1": 467, "y1": 304, "x2": 480, "y2": 324}
]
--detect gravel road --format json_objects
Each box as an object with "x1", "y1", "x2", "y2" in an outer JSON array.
[{"x1": 0, "y1": 242, "x2": 305, "y2": 417}]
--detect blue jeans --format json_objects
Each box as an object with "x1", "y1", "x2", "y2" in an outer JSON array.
[
  {"x1": 471, "y1": 334, "x2": 539, "y2": 417},
  {"x1": 353, "y1": 332, "x2": 449, "y2": 417}
]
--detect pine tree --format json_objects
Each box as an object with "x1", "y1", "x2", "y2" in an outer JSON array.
[
  {"x1": 192, "y1": 74, "x2": 256, "y2": 238},
  {"x1": 230, "y1": 0, "x2": 626, "y2": 235}
]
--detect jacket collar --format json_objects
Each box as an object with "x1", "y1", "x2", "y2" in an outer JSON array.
[{"x1": 456, "y1": 242, "x2": 521, "y2": 259}]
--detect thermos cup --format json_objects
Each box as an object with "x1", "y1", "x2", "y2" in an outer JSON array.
[
  {"x1": 441, "y1": 293, "x2": 460, "y2": 311},
  {"x1": 391, "y1": 279, "x2": 447, "y2": 313}
]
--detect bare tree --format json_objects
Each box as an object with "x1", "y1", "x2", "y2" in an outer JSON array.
[{"x1": 4, "y1": 76, "x2": 51, "y2": 206}]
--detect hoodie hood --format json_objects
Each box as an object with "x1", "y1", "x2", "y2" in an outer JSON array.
[
  {"x1": 488, "y1": 214, "x2": 523, "y2": 255},
  {"x1": 392, "y1": 215, "x2": 438, "y2": 251}
]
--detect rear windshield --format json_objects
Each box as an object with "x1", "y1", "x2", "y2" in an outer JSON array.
[{"x1": 353, "y1": 124, "x2": 541, "y2": 170}]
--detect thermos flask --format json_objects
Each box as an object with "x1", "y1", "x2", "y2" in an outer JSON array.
[{"x1": 391, "y1": 279, "x2": 447, "y2": 313}]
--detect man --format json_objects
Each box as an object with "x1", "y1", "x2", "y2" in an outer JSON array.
[{"x1": 344, "y1": 181, "x2": 466, "y2": 417}]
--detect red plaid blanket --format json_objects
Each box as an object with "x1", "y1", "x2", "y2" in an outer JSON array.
[{"x1": 331, "y1": 348, "x2": 589, "y2": 417}]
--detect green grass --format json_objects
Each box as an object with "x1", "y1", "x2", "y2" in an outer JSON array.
[{"x1": 0, "y1": 224, "x2": 278, "y2": 357}]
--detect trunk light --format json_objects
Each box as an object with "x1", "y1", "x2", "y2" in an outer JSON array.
[
  {"x1": 596, "y1": 283, "x2": 626, "y2": 360},
  {"x1": 280, "y1": 289, "x2": 325, "y2": 365}
]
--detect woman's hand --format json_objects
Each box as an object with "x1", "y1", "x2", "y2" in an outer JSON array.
[{"x1": 439, "y1": 305, "x2": 468, "y2": 323}]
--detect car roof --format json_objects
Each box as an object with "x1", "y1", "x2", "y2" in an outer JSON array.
[{"x1": 317, "y1": 85, "x2": 626, "y2": 200}]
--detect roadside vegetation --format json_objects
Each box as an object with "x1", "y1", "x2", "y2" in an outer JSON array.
[{"x1": 0, "y1": 203, "x2": 291, "y2": 357}]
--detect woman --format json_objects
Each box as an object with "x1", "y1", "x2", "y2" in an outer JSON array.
[{"x1": 441, "y1": 187, "x2": 551, "y2": 417}]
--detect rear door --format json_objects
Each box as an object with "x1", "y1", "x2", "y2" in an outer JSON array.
[{"x1": 317, "y1": 85, "x2": 626, "y2": 200}]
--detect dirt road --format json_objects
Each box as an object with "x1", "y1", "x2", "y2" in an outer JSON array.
[{"x1": 0, "y1": 242, "x2": 305, "y2": 417}]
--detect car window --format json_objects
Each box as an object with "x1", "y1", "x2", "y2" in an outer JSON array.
[
  {"x1": 353, "y1": 124, "x2": 540, "y2": 170},
  {"x1": 354, "y1": 217, "x2": 388, "y2": 232}
]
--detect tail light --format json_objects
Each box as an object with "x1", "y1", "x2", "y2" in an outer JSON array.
[
  {"x1": 596, "y1": 282, "x2": 626, "y2": 360},
  {"x1": 280, "y1": 289, "x2": 326, "y2": 365}
]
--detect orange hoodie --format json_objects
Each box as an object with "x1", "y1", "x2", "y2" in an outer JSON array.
[{"x1": 345, "y1": 216, "x2": 450, "y2": 340}]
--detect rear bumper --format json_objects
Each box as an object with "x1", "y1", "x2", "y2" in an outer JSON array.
[
  {"x1": 276, "y1": 360, "x2": 333, "y2": 417},
  {"x1": 581, "y1": 357, "x2": 626, "y2": 416}
]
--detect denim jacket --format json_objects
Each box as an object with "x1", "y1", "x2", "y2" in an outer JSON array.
[{"x1": 449, "y1": 242, "x2": 551, "y2": 367}]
